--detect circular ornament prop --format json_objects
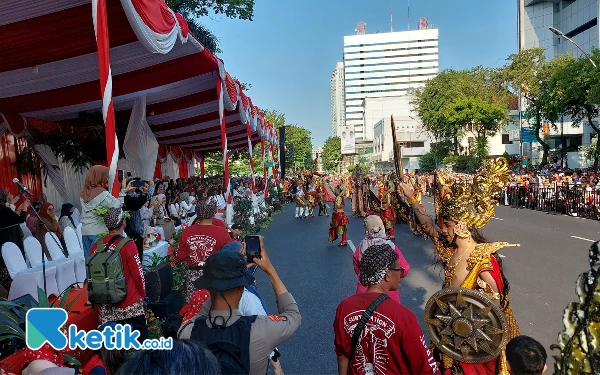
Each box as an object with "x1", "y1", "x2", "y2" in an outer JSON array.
[{"x1": 424, "y1": 287, "x2": 508, "y2": 363}]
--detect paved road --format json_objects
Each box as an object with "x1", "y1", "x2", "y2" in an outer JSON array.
[{"x1": 253, "y1": 198, "x2": 599, "y2": 374}]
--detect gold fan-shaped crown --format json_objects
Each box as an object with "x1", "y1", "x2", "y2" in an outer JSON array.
[{"x1": 439, "y1": 158, "x2": 510, "y2": 229}]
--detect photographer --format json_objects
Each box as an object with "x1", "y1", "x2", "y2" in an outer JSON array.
[
  {"x1": 122, "y1": 179, "x2": 153, "y2": 258},
  {"x1": 178, "y1": 236, "x2": 300, "y2": 375}
]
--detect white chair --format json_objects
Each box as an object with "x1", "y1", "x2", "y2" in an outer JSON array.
[
  {"x1": 23, "y1": 237, "x2": 69, "y2": 296},
  {"x1": 44, "y1": 233, "x2": 77, "y2": 294},
  {"x1": 2, "y1": 242, "x2": 59, "y2": 300},
  {"x1": 76, "y1": 223, "x2": 83, "y2": 246},
  {"x1": 19, "y1": 223, "x2": 32, "y2": 239},
  {"x1": 63, "y1": 227, "x2": 85, "y2": 287}
]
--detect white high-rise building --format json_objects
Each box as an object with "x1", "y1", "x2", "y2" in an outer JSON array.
[
  {"x1": 330, "y1": 62, "x2": 346, "y2": 137},
  {"x1": 517, "y1": 0, "x2": 598, "y2": 167},
  {"x1": 343, "y1": 28, "x2": 439, "y2": 141}
]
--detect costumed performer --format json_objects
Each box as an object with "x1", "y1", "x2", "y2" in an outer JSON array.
[
  {"x1": 316, "y1": 178, "x2": 329, "y2": 216},
  {"x1": 379, "y1": 176, "x2": 397, "y2": 240},
  {"x1": 327, "y1": 180, "x2": 349, "y2": 246},
  {"x1": 398, "y1": 158, "x2": 520, "y2": 375},
  {"x1": 294, "y1": 182, "x2": 307, "y2": 219}
]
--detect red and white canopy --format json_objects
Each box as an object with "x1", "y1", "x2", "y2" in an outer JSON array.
[{"x1": 0, "y1": 0, "x2": 279, "y2": 153}]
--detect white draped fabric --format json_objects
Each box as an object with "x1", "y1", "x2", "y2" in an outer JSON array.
[
  {"x1": 123, "y1": 96, "x2": 159, "y2": 180},
  {"x1": 34, "y1": 144, "x2": 68, "y2": 202},
  {"x1": 41, "y1": 157, "x2": 87, "y2": 211},
  {"x1": 160, "y1": 153, "x2": 179, "y2": 180}
]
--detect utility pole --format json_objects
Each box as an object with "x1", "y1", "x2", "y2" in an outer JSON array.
[{"x1": 407, "y1": 0, "x2": 410, "y2": 31}]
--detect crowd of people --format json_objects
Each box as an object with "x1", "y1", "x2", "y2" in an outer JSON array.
[{"x1": 0, "y1": 158, "x2": 575, "y2": 375}]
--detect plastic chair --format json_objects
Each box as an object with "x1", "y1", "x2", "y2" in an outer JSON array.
[
  {"x1": 44, "y1": 233, "x2": 77, "y2": 294},
  {"x1": 2, "y1": 242, "x2": 58, "y2": 300},
  {"x1": 76, "y1": 223, "x2": 83, "y2": 245},
  {"x1": 19, "y1": 223, "x2": 32, "y2": 239},
  {"x1": 23, "y1": 237, "x2": 68, "y2": 297},
  {"x1": 63, "y1": 227, "x2": 85, "y2": 287}
]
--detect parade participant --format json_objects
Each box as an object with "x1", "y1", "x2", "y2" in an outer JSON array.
[
  {"x1": 399, "y1": 158, "x2": 520, "y2": 375},
  {"x1": 327, "y1": 181, "x2": 349, "y2": 246},
  {"x1": 294, "y1": 182, "x2": 307, "y2": 219},
  {"x1": 505, "y1": 336, "x2": 547, "y2": 375},
  {"x1": 316, "y1": 178, "x2": 329, "y2": 216},
  {"x1": 306, "y1": 182, "x2": 317, "y2": 217},
  {"x1": 378, "y1": 176, "x2": 397, "y2": 240},
  {"x1": 351, "y1": 168, "x2": 366, "y2": 218},
  {"x1": 334, "y1": 244, "x2": 439, "y2": 375}
]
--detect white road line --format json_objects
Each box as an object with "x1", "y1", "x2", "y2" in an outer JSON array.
[
  {"x1": 491, "y1": 217, "x2": 504, "y2": 221},
  {"x1": 348, "y1": 240, "x2": 356, "y2": 252},
  {"x1": 498, "y1": 254, "x2": 506, "y2": 258},
  {"x1": 571, "y1": 235, "x2": 596, "y2": 243}
]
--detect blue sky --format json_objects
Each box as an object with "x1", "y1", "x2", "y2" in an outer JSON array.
[{"x1": 201, "y1": 0, "x2": 517, "y2": 147}]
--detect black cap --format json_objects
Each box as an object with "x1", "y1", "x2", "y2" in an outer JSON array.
[
  {"x1": 193, "y1": 251, "x2": 255, "y2": 291},
  {"x1": 231, "y1": 224, "x2": 242, "y2": 230}
]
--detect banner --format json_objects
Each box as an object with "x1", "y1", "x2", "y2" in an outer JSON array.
[{"x1": 341, "y1": 125, "x2": 356, "y2": 155}]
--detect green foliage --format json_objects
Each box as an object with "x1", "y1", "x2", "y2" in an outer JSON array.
[
  {"x1": 418, "y1": 153, "x2": 439, "y2": 172},
  {"x1": 412, "y1": 67, "x2": 510, "y2": 157},
  {"x1": 264, "y1": 109, "x2": 286, "y2": 129},
  {"x1": 322, "y1": 136, "x2": 342, "y2": 171},
  {"x1": 145, "y1": 308, "x2": 164, "y2": 340},
  {"x1": 142, "y1": 253, "x2": 169, "y2": 273},
  {"x1": 442, "y1": 155, "x2": 479, "y2": 172},
  {"x1": 502, "y1": 151, "x2": 511, "y2": 165},
  {"x1": 347, "y1": 165, "x2": 356, "y2": 173},
  {"x1": 284, "y1": 125, "x2": 313, "y2": 170}
]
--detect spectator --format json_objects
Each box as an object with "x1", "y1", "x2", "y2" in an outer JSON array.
[
  {"x1": 0, "y1": 189, "x2": 28, "y2": 289},
  {"x1": 89, "y1": 208, "x2": 147, "y2": 341},
  {"x1": 168, "y1": 193, "x2": 182, "y2": 226},
  {"x1": 21, "y1": 360, "x2": 75, "y2": 375},
  {"x1": 177, "y1": 198, "x2": 233, "y2": 302},
  {"x1": 230, "y1": 223, "x2": 243, "y2": 241},
  {"x1": 334, "y1": 244, "x2": 438, "y2": 375},
  {"x1": 139, "y1": 201, "x2": 153, "y2": 229},
  {"x1": 179, "y1": 237, "x2": 301, "y2": 375},
  {"x1": 505, "y1": 335, "x2": 547, "y2": 375},
  {"x1": 58, "y1": 204, "x2": 77, "y2": 232},
  {"x1": 151, "y1": 194, "x2": 176, "y2": 242},
  {"x1": 353, "y1": 215, "x2": 409, "y2": 303},
  {"x1": 121, "y1": 180, "x2": 151, "y2": 258},
  {"x1": 35, "y1": 203, "x2": 62, "y2": 260},
  {"x1": 80, "y1": 166, "x2": 122, "y2": 257},
  {"x1": 82, "y1": 322, "x2": 126, "y2": 375},
  {"x1": 116, "y1": 340, "x2": 219, "y2": 375}
]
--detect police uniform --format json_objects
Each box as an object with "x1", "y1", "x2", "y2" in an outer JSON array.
[{"x1": 178, "y1": 292, "x2": 300, "y2": 375}]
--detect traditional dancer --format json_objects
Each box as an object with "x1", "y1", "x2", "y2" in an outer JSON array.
[
  {"x1": 294, "y1": 183, "x2": 306, "y2": 219},
  {"x1": 316, "y1": 178, "x2": 329, "y2": 216},
  {"x1": 306, "y1": 182, "x2": 317, "y2": 217},
  {"x1": 399, "y1": 158, "x2": 520, "y2": 375},
  {"x1": 327, "y1": 181, "x2": 349, "y2": 246},
  {"x1": 379, "y1": 176, "x2": 397, "y2": 240}
]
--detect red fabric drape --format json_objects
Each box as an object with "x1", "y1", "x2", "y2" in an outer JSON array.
[
  {"x1": 0, "y1": 133, "x2": 42, "y2": 201},
  {"x1": 153, "y1": 159, "x2": 162, "y2": 179},
  {"x1": 179, "y1": 158, "x2": 188, "y2": 178},
  {"x1": 200, "y1": 154, "x2": 205, "y2": 179}
]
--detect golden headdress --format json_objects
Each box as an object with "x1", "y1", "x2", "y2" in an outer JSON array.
[{"x1": 438, "y1": 158, "x2": 510, "y2": 230}]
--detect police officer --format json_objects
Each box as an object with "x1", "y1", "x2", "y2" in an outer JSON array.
[{"x1": 178, "y1": 237, "x2": 301, "y2": 375}]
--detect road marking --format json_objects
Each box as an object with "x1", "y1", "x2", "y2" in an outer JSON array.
[
  {"x1": 491, "y1": 217, "x2": 504, "y2": 221},
  {"x1": 348, "y1": 240, "x2": 356, "y2": 253},
  {"x1": 498, "y1": 254, "x2": 506, "y2": 258},
  {"x1": 571, "y1": 235, "x2": 596, "y2": 243}
]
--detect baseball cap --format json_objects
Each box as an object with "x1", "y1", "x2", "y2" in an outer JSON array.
[{"x1": 193, "y1": 251, "x2": 254, "y2": 291}]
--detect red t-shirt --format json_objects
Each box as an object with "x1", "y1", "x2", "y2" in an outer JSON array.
[
  {"x1": 334, "y1": 292, "x2": 439, "y2": 375},
  {"x1": 89, "y1": 235, "x2": 146, "y2": 308},
  {"x1": 176, "y1": 224, "x2": 233, "y2": 266},
  {"x1": 212, "y1": 217, "x2": 227, "y2": 229}
]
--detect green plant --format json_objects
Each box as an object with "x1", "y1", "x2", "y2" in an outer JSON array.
[
  {"x1": 144, "y1": 307, "x2": 163, "y2": 341},
  {"x1": 143, "y1": 253, "x2": 169, "y2": 273}
]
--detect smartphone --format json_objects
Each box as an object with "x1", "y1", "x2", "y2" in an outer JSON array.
[
  {"x1": 132, "y1": 180, "x2": 147, "y2": 188},
  {"x1": 118, "y1": 170, "x2": 124, "y2": 183},
  {"x1": 244, "y1": 235, "x2": 261, "y2": 263}
]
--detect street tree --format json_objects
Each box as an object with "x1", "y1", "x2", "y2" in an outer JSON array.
[
  {"x1": 166, "y1": 0, "x2": 255, "y2": 54},
  {"x1": 321, "y1": 136, "x2": 341, "y2": 171},
  {"x1": 284, "y1": 125, "x2": 313, "y2": 170},
  {"x1": 502, "y1": 48, "x2": 555, "y2": 166},
  {"x1": 573, "y1": 49, "x2": 600, "y2": 169}
]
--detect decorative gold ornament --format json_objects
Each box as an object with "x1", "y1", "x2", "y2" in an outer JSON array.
[
  {"x1": 439, "y1": 158, "x2": 510, "y2": 229},
  {"x1": 425, "y1": 287, "x2": 508, "y2": 364}
]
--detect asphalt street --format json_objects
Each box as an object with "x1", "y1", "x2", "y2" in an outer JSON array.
[{"x1": 254, "y1": 198, "x2": 599, "y2": 375}]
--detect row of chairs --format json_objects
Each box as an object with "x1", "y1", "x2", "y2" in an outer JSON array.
[{"x1": 2, "y1": 226, "x2": 86, "y2": 301}]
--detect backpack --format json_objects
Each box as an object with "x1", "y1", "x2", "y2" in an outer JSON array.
[
  {"x1": 86, "y1": 235, "x2": 130, "y2": 305},
  {"x1": 190, "y1": 315, "x2": 257, "y2": 375}
]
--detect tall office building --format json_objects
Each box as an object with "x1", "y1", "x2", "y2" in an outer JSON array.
[
  {"x1": 517, "y1": 0, "x2": 598, "y2": 166},
  {"x1": 343, "y1": 27, "x2": 439, "y2": 141},
  {"x1": 518, "y1": 0, "x2": 598, "y2": 60},
  {"x1": 330, "y1": 62, "x2": 346, "y2": 137}
]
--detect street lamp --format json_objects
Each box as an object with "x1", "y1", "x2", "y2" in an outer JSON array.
[{"x1": 549, "y1": 27, "x2": 597, "y2": 68}]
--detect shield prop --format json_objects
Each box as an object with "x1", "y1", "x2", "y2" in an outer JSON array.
[{"x1": 424, "y1": 287, "x2": 508, "y2": 363}]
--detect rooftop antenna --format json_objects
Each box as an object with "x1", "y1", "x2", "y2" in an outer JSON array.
[
  {"x1": 390, "y1": 5, "x2": 393, "y2": 32},
  {"x1": 407, "y1": 0, "x2": 410, "y2": 31}
]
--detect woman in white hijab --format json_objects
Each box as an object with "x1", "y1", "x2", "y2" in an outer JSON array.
[
  {"x1": 353, "y1": 215, "x2": 410, "y2": 303},
  {"x1": 151, "y1": 194, "x2": 175, "y2": 241}
]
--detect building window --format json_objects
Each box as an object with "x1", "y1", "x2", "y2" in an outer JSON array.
[
  {"x1": 405, "y1": 141, "x2": 425, "y2": 148},
  {"x1": 501, "y1": 134, "x2": 512, "y2": 144}
]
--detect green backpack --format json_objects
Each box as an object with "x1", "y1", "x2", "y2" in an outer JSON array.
[{"x1": 86, "y1": 235, "x2": 130, "y2": 305}]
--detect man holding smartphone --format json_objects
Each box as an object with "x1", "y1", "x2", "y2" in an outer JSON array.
[{"x1": 178, "y1": 236, "x2": 301, "y2": 375}]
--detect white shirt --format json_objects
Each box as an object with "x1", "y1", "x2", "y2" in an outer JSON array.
[
  {"x1": 238, "y1": 289, "x2": 267, "y2": 316},
  {"x1": 169, "y1": 203, "x2": 180, "y2": 216}
]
